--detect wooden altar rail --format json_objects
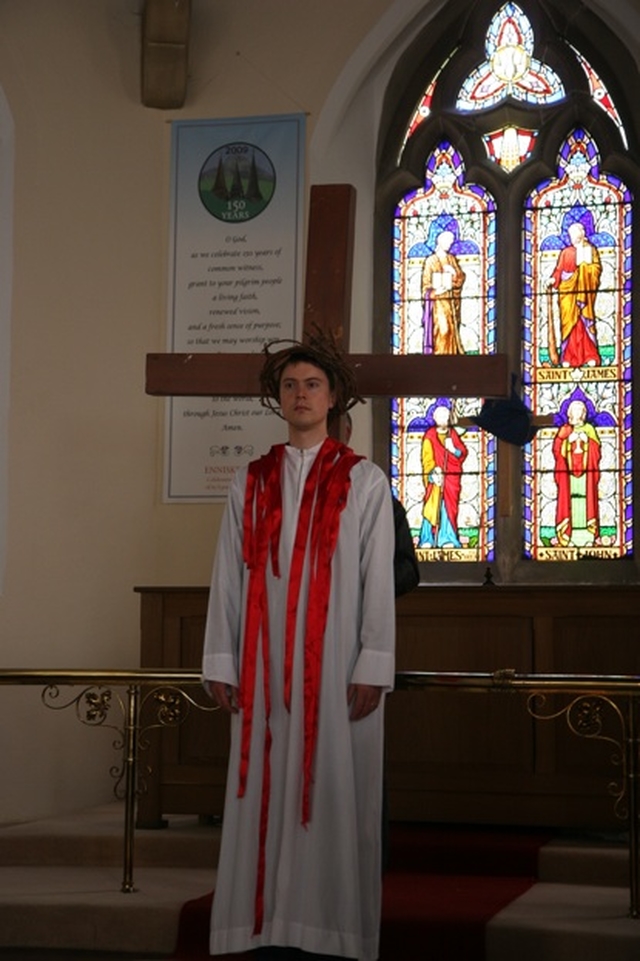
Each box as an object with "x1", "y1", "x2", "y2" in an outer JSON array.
[{"x1": 0, "y1": 668, "x2": 639, "y2": 916}]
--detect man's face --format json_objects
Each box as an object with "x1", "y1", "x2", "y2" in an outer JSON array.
[
  {"x1": 438, "y1": 231, "x2": 454, "y2": 252},
  {"x1": 568, "y1": 401, "x2": 586, "y2": 426},
  {"x1": 569, "y1": 223, "x2": 585, "y2": 245},
  {"x1": 279, "y1": 361, "x2": 336, "y2": 434},
  {"x1": 433, "y1": 405, "x2": 451, "y2": 428}
]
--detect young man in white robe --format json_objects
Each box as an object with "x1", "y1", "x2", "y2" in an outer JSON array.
[{"x1": 202, "y1": 332, "x2": 396, "y2": 961}]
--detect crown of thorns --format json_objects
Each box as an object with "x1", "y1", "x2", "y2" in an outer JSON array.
[{"x1": 259, "y1": 326, "x2": 364, "y2": 418}]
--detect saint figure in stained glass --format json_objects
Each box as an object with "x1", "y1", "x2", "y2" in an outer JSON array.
[
  {"x1": 421, "y1": 227, "x2": 466, "y2": 354},
  {"x1": 546, "y1": 220, "x2": 602, "y2": 368},
  {"x1": 552, "y1": 398, "x2": 602, "y2": 548},
  {"x1": 418, "y1": 402, "x2": 469, "y2": 549}
]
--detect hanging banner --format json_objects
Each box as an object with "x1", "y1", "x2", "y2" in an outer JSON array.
[{"x1": 164, "y1": 114, "x2": 306, "y2": 501}]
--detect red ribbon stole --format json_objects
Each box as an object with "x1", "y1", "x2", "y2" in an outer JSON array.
[
  {"x1": 239, "y1": 437, "x2": 364, "y2": 932},
  {"x1": 238, "y1": 443, "x2": 284, "y2": 797}
]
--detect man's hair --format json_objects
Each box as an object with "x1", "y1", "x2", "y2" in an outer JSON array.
[{"x1": 259, "y1": 326, "x2": 364, "y2": 420}]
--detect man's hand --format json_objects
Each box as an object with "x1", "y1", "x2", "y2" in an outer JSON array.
[
  {"x1": 205, "y1": 680, "x2": 239, "y2": 714},
  {"x1": 347, "y1": 683, "x2": 383, "y2": 721}
]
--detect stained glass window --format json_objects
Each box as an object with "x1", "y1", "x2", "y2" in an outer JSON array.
[
  {"x1": 400, "y1": 50, "x2": 456, "y2": 159},
  {"x1": 391, "y1": 143, "x2": 497, "y2": 562},
  {"x1": 404, "y1": 9, "x2": 626, "y2": 153},
  {"x1": 522, "y1": 128, "x2": 633, "y2": 559},
  {"x1": 482, "y1": 125, "x2": 538, "y2": 173},
  {"x1": 456, "y1": 2, "x2": 564, "y2": 112},
  {"x1": 389, "y1": 1, "x2": 635, "y2": 576},
  {"x1": 569, "y1": 45, "x2": 628, "y2": 150}
]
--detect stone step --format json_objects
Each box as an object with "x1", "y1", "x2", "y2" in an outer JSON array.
[
  {"x1": 540, "y1": 833, "x2": 630, "y2": 888},
  {"x1": 0, "y1": 864, "x2": 212, "y2": 956},
  {"x1": 487, "y1": 882, "x2": 640, "y2": 961},
  {"x1": 0, "y1": 803, "x2": 217, "y2": 957},
  {"x1": 0, "y1": 804, "x2": 221, "y2": 870},
  {"x1": 0, "y1": 804, "x2": 637, "y2": 959}
]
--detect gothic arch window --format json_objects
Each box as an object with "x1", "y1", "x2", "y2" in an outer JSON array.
[
  {"x1": 392, "y1": 142, "x2": 498, "y2": 561},
  {"x1": 376, "y1": 0, "x2": 639, "y2": 584},
  {"x1": 522, "y1": 127, "x2": 632, "y2": 561}
]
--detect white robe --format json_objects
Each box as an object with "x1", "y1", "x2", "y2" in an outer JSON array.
[{"x1": 202, "y1": 442, "x2": 396, "y2": 960}]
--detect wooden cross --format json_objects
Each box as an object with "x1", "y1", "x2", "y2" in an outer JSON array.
[{"x1": 146, "y1": 185, "x2": 512, "y2": 505}]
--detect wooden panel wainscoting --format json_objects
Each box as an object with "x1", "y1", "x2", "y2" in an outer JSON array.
[
  {"x1": 135, "y1": 587, "x2": 228, "y2": 828},
  {"x1": 390, "y1": 585, "x2": 639, "y2": 828},
  {"x1": 135, "y1": 584, "x2": 639, "y2": 829}
]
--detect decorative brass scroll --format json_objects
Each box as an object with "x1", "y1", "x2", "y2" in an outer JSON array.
[
  {"x1": 527, "y1": 692, "x2": 627, "y2": 819},
  {"x1": 34, "y1": 676, "x2": 219, "y2": 892}
]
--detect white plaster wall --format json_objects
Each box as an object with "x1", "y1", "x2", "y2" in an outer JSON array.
[{"x1": 0, "y1": 0, "x2": 393, "y2": 824}]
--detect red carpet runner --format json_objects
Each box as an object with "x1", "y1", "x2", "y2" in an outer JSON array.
[{"x1": 172, "y1": 822, "x2": 550, "y2": 960}]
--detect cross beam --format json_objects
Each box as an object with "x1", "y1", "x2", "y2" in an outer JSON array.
[
  {"x1": 145, "y1": 351, "x2": 508, "y2": 399},
  {"x1": 146, "y1": 183, "x2": 509, "y2": 401}
]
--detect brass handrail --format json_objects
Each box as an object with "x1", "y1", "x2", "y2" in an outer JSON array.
[
  {"x1": 1, "y1": 668, "x2": 638, "y2": 915},
  {"x1": 0, "y1": 670, "x2": 209, "y2": 894}
]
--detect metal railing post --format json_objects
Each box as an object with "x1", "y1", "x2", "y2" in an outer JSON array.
[
  {"x1": 121, "y1": 683, "x2": 141, "y2": 894},
  {"x1": 627, "y1": 695, "x2": 639, "y2": 918}
]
